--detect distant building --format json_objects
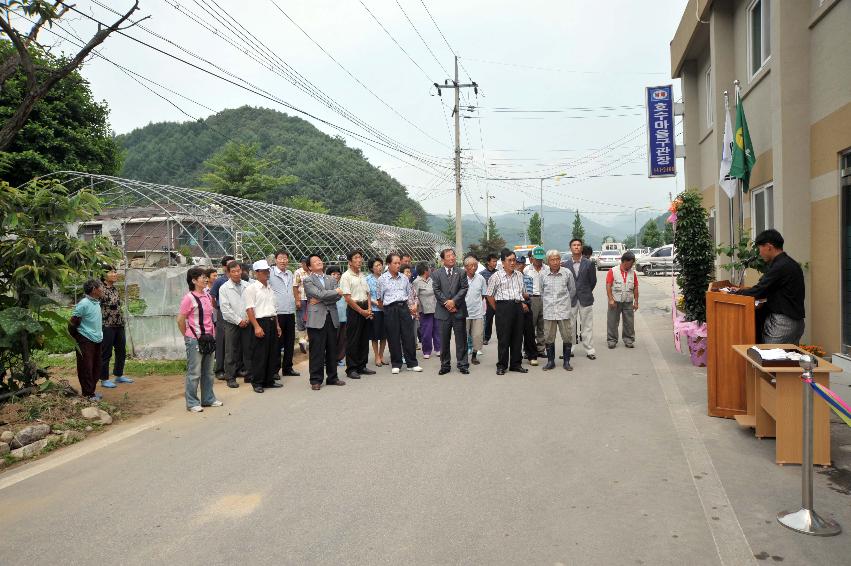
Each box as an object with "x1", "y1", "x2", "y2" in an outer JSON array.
[{"x1": 670, "y1": 0, "x2": 850, "y2": 353}]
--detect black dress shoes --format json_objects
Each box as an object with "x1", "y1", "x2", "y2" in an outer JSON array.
[
  {"x1": 326, "y1": 380, "x2": 346, "y2": 386},
  {"x1": 253, "y1": 385, "x2": 264, "y2": 393},
  {"x1": 496, "y1": 368, "x2": 506, "y2": 375},
  {"x1": 460, "y1": 368, "x2": 470, "y2": 374},
  {"x1": 226, "y1": 378, "x2": 239, "y2": 388},
  {"x1": 509, "y1": 366, "x2": 528, "y2": 373},
  {"x1": 438, "y1": 368, "x2": 451, "y2": 375},
  {"x1": 282, "y1": 370, "x2": 301, "y2": 377},
  {"x1": 359, "y1": 368, "x2": 377, "y2": 375},
  {"x1": 311, "y1": 383, "x2": 321, "y2": 390},
  {"x1": 265, "y1": 382, "x2": 283, "y2": 388},
  {"x1": 346, "y1": 372, "x2": 361, "y2": 379}
]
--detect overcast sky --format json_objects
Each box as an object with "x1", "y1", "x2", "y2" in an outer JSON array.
[{"x1": 31, "y1": 0, "x2": 688, "y2": 221}]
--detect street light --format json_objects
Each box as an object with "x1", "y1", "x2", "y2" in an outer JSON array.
[{"x1": 633, "y1": 206, "x2": 652, "y2": 249}]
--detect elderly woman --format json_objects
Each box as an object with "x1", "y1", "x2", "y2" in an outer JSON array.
[
  {"x1": 412, "y1": 262, "x2": 440, "y2": 359},
  {"x1": 540, "y1": 249, "x2": 577, "y2": 371}
]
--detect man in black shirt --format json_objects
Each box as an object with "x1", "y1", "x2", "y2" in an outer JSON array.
[{"x1": 732, "y1": 229, "x2": 805, "y2": 344}]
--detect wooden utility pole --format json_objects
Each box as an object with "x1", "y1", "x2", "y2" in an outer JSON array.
[{"x1": 435, "y1": 57, "x2": 477, "y2": 254}]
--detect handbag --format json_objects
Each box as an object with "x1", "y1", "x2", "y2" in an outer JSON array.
[{"x1": 189, "y1": 294, "x2": 217, "y2": 355}]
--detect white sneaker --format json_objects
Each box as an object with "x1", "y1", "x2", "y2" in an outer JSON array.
[
  {"x1": 409, "y1": 366, "x2": 423, "y2": 372},
  {"x1": 477, "y1": 350, "x2": 484, "y2": 356},
  {"x1": 187, "y1": 405, "x2": 203, "y2": 413},
  {"x1": 423, "y1": 354, "x2": 430, "y2": 359},
  {"x1": 530, "y1": 359, "x2": 539, "y2": 366},
  {"x1": 206, "y1": 400, "x2": 223, "y2": 407},
  {"x1": 391, "y1": 368, "x2": 400, "y2": 374}
]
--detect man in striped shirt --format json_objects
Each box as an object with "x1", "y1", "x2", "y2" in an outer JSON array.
[{"x1": 486, "y1": 249, "x2": 528, "y2": 375}]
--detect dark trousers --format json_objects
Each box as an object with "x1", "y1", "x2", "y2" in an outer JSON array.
[
  {"x1": 522, "y1": 307, "x2": 538, "y2": 360},
  {"x1": 308, "y1": 314, "x2": 339, "y2": 385},
  {"x1": 252, "y1": 317, "x2": 278, "y2": 386},
  {"x1": 346, "y1": 302, "x2": 370, "y2": 373},
  {"x1": 484, "y1": 302, "x2": 496, "y2": 341},
  {"x1": 495, "y1": 302, "x2": 523, "y2": 370},
  {"x1": 214, "y1": 310, "x2": 226, "y2": 375},
  {"x1": 100, "y1": 325, "x2": 126, "y2": 380},
  {"x1": 224, "y1": 321, "x2": 253, "y2": 380},
  {"x1": 383, "y1": 303, "x2": 418, "y2": 369},
  {"x1": 439, "y1": 316, "x2": 469, "y2": 370},
  {"x1": 274, "y1": 313, "x2": 296, "y2": 374},
  {"x1": 337, "y1": 322, "x2": 347, "y2": 362},
  {"x1": 75, "y1": 335, "x2": 102, "y2": 397}
]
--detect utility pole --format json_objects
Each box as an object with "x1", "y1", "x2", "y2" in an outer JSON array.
[
  {"x1": 539, "y1": 178, "x2": 544, "y2": 244},
  {"x1": 435, "y1": 57, "x2": 478, "y2": 254}
]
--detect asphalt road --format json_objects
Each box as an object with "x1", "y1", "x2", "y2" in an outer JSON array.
[{"x1": 1, "y1": 274, "x2": 849, "y2": 565}]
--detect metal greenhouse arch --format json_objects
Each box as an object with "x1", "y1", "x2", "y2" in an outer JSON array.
[{"x1": 44, "y1": 172, "x2": 450, "y2": 267}]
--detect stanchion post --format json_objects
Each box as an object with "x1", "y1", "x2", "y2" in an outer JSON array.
[{"x1": 777, "y1": 355, "x2": 841, "y2": 536}]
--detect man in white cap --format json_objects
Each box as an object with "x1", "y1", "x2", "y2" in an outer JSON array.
[{"x1": 244, "y1": 259, "x2": 282, "y2": 393}]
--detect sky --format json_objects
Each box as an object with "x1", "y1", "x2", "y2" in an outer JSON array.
[{"x1": 23, "y1": 0, "x2": 689, "y2": 223}]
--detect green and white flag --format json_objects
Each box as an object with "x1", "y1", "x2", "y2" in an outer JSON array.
[{"x1": 729, "y1": 98, "x2": 756, "y2": 192}]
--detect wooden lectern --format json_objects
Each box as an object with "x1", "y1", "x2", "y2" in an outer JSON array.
[{"x1": 705, "y1": 281, "x2": 756, "y2": 418}]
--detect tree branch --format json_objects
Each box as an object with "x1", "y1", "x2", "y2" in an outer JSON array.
[{"x1": 0, "y1": 1, "x2": 140, "y2": 151}]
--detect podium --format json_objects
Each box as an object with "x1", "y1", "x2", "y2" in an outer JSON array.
[{"x1": 705, "y1": 281, "x2": 756, "y2": 418}]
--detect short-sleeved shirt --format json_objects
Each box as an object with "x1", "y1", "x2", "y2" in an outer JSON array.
[
  {"x1": 605, "y1": 267, "x2": 639, "y2": 289},
  {"x1": 100, "y1": 284, "x2": 125, "y2": 327},
  {"x1": 179, "y1": 291, "x2": 215, "y2": 339},
  {"x1": 269, "y1": 266, "x2": 296, "y2": 314},
  {"x1": 293, "y1": 267, "x2": 308, "y2": 302},
  {"x1": 377, "y1": 271, "x2": 415, "y2": 306},
  {"x1": 340, "y1": 268, "x2": 370, "y2": 302},
  {"x1": 465, "y1": 272, "x2": 487, "y2": 319},
  {"x1": 243, "y1": 280, "x2": 277, "y2": 319},
  {"x1": 486, "y1": 270, "x2": 526, "y2": 302},
  {"x1": 73, "y1": 296, "x2": 103, "y2": 343},
  {"x1": 210, "y1": 274, "x2": 228, "y2": 307},
  {"x1": 366, "y1": 273, "x2": 382, "y2": 312},
  {"x1": 526, "y1": 264, "x2": 549, "y2": 295}
]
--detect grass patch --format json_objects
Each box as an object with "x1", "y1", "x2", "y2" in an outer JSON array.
[{"x1": 39, "y1": 355, "x2": 186, "y2": 376}]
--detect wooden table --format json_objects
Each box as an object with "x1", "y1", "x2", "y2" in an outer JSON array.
[{"x1": 731, "y1": 344, "x2": 841, "y2": 465}]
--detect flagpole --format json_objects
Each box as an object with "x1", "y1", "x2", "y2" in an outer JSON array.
[
  {"x1": 734, "y1": 80, "x2": 744, "y2": 249},
  {"x1": 724, "y1": 91, "x2": 735, "y2": 275}
]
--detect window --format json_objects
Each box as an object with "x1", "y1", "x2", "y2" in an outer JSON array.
[
  {"x1": 705, "y1": 66, "x2": 713, "y2": 127},
  {"x1": 656, "y1": 247, "x2": 672, "y2": 257},
  {"x1": 751, "y1": 184, "x2": 774, "y2": 234},
  {"x1": 748, "y1": 0, "x2": 771, "y2": 77}
]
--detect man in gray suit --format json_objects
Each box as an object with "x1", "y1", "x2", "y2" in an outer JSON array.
[
  {"x1": 568, "y1": 239, "x2": 598, "y2": 360},
  {"x1": 303, "y1": 253, "x2": 346, "y2": 390},
  {"x1": 432, "y1": 248, "x2": 469, "y2": 374}
]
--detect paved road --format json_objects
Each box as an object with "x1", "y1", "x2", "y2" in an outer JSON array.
[{"x1": 1, "y1": 274, "x2": 849, "y2": 565}]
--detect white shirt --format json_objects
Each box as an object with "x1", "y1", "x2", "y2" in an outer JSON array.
[
  {"x1": 526, "y1": 263, "x2": 549, "y2": 295},
  {"x1": 340, "y1": 268, "x2": 370, "y2": 302},
  {"x1": 465, "y1": 272, "x2": 487, "y2": 319},
  {"x1": 243, "y1": 280, "x2": 277, "y2": 319}
]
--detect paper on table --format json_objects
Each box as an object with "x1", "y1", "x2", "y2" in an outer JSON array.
[{"x1": 751, "y1": 347, "x2": 789, "y2": 361}]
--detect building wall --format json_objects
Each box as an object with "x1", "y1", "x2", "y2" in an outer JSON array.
[{"x1": 671, "y1": 0, "x2": 851, "y2": 352}]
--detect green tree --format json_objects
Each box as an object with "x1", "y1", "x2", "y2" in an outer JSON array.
[
  {"x1": 468, "y1": 217, "x2": 506, "y2": 259},
  {"x1": 571, "y1": 210, "x2": 585, "y2": 241},
  {"x1": 640, "y1": 219, "x2": 663, "y2": 248},
  {"x1": 395, "y1": 209, "x2": 418, "y2": 229},
  {"x1": 200, "y1": 141, "x2": 298, "y2": 201},
  {"x1": 0, "y1": 42, "x2": 122, "y2": 186},
  {"x1": 601, "y1": 235, "x2": 615, "y2": 244},
  {"x1": 622, "y1": 235, "x2": 637, "y2": 249},
  {"x1": 282, "y1": 195, "x2": 328, "y2": 214},
  {"x1": 527, "y1": 212, "x2": 542, "y2": 245},
  {"x1": 441, "y1": 210, "x2": 456, "y2": 243},
  {"x1": 663, "y1": 221, "x2": 675, "y2": 245},
  {"x1": 674, "y1": 190, "x2": 714, "y2": 323},
  {"x1": 0, "y1": 180, "x2": 121, "y2": 392}
]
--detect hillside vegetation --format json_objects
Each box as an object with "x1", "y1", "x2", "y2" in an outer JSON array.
[{"x1": 118, "y1": 106, "x2": 428, "y2": 230}]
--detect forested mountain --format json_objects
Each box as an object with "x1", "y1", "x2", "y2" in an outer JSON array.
[{"x1": 117, "y1": 106, "x2": 428, "y2": 230}]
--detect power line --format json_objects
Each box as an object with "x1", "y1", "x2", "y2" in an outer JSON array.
[
  {"x1": 394, "y1": 0, "x2": 448, "y2": 77},
  {"x1": 357, "y1": 0, "x2": 434, "y2": 82},
  {"x1": 266, "y1": 0, "x2": 449, "y2": 149},
  {"x1": 416, "y1": 0, "x2": 472, "y2": 80}
]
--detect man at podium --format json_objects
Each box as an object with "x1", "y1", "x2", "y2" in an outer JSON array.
[{"x1": 730, "y1": 229, "x2": 805, "y2": 344}]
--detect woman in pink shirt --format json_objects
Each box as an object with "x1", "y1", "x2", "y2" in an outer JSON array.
[{"x1": 176, "y1": 267, "x2": 222, "y2": 412}]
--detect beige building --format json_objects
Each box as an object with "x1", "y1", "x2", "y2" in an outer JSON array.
[{"x1": 670, "y1": 0, "x2": 850, "y2": 353}]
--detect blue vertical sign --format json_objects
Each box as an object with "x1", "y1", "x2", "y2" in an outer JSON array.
[{"x1": 646, "y1": 85, "x2": 676, "y2": 178}]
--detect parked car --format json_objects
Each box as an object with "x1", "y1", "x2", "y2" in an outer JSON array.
[
  {"x1": 636, "y1": 244, "x2": 679, "y2": 276},
  {"x1": 596, "y1": 250, "x2": 622, "y2": 271}
]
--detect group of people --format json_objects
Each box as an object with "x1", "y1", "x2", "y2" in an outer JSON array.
[{"x1": 165, "y1": 238, "x2": 617, "y2": 410}]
